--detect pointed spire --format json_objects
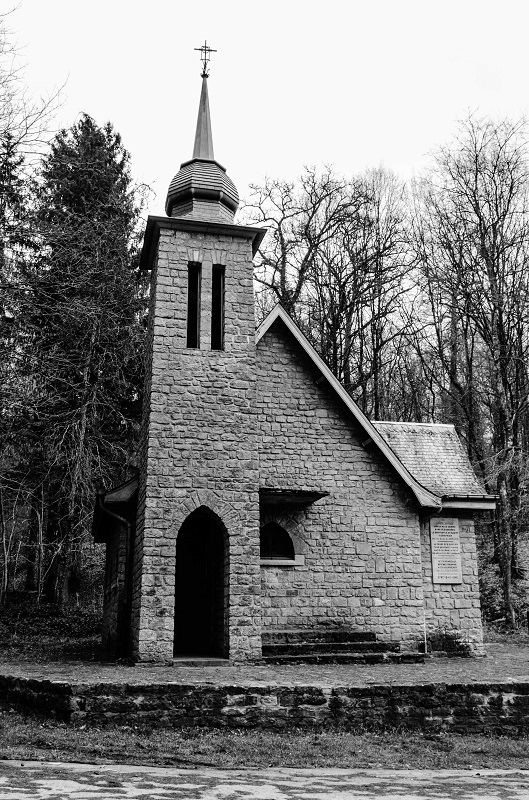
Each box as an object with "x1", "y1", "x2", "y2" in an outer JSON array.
[
  {"x1": 165, "y1": 42, "x2": 239, "y2": 221},
  {"x1": 192, "y1": 75, "x2": 214, "y2": 160}
]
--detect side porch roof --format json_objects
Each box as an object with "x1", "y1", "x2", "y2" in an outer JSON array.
[{"x1": 92, "y1": 475, "x2": 138, "y2": 543}]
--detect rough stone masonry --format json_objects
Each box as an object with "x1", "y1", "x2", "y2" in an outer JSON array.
[{"x1": 131, "y1": 223, "x2": 264, "y2": 662}]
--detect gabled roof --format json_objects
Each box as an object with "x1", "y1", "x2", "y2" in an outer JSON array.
[{"x1": 256, "y1": 305, "x2": 496, "y2": 512}]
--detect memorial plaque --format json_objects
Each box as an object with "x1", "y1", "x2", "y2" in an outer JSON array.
[{"x1": 430, "y1": 517, "x2": 462, "y2": 584}]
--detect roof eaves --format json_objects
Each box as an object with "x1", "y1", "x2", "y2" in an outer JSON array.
[
  {"x1": 256, "y1": 305, "x2": 442, "y2": 509},
  {"x1": 441, "y1": 494, "x2": 497, "y2": 511},
  {"x1": 103, "y1": 475, "x2": 139, "y2": 504}
]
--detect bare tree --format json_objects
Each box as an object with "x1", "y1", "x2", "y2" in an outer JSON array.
[
  {"x1": 308, "y1": 168, "x2": 414, "y2": 416},
  {"x1": 244, "y1": 166, "x2": 362, "y2": 321},
  {"x1": 245, "y1": 166, "x2": 414, "y2": 416},
  {"x1": 412, "y1": 115, "x2": 529, "y2": 625},
  {"x1": 0, "y1": 9, "x2": 61, "y2": 160}
]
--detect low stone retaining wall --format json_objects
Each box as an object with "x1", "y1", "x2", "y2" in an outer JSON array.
[{"x1": 1, "y1": 675, "x2": 529, "y2": 734}]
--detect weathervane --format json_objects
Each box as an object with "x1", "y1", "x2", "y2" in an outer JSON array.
[{"x1": 194, "y1": 40, "x2": 217, "y2": 78}]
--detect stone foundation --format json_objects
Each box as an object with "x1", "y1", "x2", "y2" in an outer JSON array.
[{"x1": 2, "y1": 674, "x2": 529, "y2": 734}]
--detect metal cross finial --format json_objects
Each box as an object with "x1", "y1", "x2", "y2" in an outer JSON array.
[{"x1": 194, "y1": 40, "x2": 217, "y2": 78}]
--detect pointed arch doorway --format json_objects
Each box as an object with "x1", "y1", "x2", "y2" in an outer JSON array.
[{"x1": 174, "y1": 507, "x2": 228, "y2": 657}]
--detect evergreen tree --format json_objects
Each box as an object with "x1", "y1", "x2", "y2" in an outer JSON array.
[
  {"x1": 17, "y1": 114, "x2": 146, "y2": 603},
  {"x1": 0, "y1": 131, "x2": 31, "y2": 603},
  {"x1": 0, "y1": 129, "x2": 29, "y2": 388}
]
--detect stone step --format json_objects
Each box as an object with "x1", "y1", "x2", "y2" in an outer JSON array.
[
  {"x1": 262, "y1": 640, "x2": 400, "y2": 657},
  {"x1": 171, "y1": 657, "x2": 230, "y2": 667},
  {"x1": 261, "y1": 629, "x2": 377, "y2": 646},
  {"x1": 262, "y1": 651, "x2": 425, "y2": 666}
]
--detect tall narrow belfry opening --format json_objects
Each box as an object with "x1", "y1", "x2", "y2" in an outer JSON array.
[
  {"x1": 186, "y1": 262, "x2": 201, "y2": 348},
  {"x1": 211, "y1": 264, "x2": 225, "y2": 350}
]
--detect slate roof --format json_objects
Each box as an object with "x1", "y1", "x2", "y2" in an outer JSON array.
[
  {"x1": 371, "y1": 421, "x2": 486, "y2": 498},
  {"x1": 165, "y1": 158, "x2": 239, "y2": 217}
]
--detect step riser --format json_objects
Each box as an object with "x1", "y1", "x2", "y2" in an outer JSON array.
[
  {"x1": 262, "y1": 630, "x2": 377, "y2": 646},
  {"x1": 262, "y1": 641, "x2": 400, "y2": 656},
  {"x1": 263, "y1": 653, "x2": 424, "y2": 665},
  {"x1": 260, "y1": 629, "x2": 421, "y2": 664}
]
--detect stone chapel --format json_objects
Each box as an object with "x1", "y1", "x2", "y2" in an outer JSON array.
[{"x1": 93, "y1": 57, "x2": 496, "y2": 663}]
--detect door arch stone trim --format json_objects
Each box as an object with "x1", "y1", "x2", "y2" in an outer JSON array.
[{"x1": 173, "y1": 489, "x2": 239, "y2": 535}]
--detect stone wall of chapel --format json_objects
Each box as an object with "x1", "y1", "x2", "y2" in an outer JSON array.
[
  {"x1": 420, "y1": 515, "x2": 484, "y2": 652},
  {"x1": 131, "y1": 226, "x2": 261, "y2": 662},
  {"x1": 256, "y1": 322, "x2": 425, "y2": 647}
]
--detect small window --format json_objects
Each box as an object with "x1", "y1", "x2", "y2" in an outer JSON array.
[
  {"x1": 186, "y1": 262, "x2": 201, "y2": 348},
  {"x1": 211, "y1": 264, "x2": 225, "y2": 350},
  {"x1": 260, "y1": 523, "x2": 295, "y2": 560}
]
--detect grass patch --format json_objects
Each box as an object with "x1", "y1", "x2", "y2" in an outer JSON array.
[{"x1": 1, "y1": 709, "x2": 529, "y2": 770}]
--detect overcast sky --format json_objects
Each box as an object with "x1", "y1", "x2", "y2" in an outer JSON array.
[{"x1": 9, "y1": 0, "x2": 529, "y2": 215}]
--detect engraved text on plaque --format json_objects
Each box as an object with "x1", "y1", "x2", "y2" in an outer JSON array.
[{"x1": 430, "y1": 517, "x2": 462, "y2": 584}]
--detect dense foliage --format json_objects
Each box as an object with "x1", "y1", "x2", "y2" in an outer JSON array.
[{"x1": 0, "y1": 108, "x2": 147, "y2": 604}]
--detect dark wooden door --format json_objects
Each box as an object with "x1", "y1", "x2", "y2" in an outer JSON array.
[{"x1": 174, "y1": 510, "x2": 225, "y2": 656}]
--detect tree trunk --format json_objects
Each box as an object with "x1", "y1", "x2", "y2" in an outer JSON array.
[{"x1": 497, "y1": 473, "x2": 516, "y2": 627}]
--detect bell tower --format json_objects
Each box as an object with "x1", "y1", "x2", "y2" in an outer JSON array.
[{"x1": 131, "y1": 45, "x2": 265, "y2": 662}]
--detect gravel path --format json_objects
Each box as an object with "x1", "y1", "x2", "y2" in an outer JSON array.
[
  {"x1": 1, "y1": 762, "x2": 528, "y2": 800},
  {"x1": 0, "y1": 644, "x2": 528, "y2": 688}
]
